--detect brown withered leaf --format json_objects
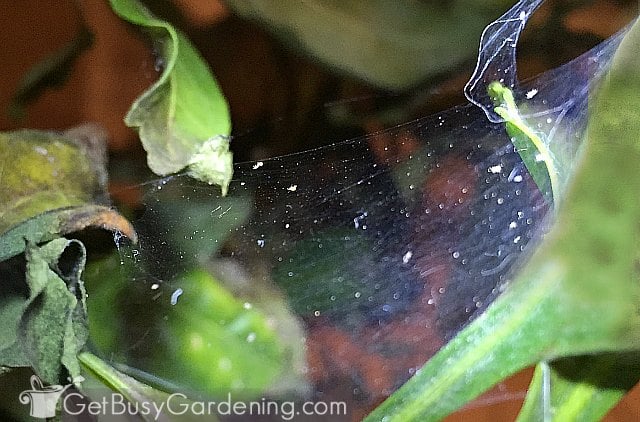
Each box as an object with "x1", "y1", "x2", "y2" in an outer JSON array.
[{"x1": 0, "y1": 126, "x2": 135, "y2": 262}]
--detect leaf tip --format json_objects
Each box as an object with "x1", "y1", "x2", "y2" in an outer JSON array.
[{"x1": 188, "y1": 135, "x2": 233, "y2": 196}]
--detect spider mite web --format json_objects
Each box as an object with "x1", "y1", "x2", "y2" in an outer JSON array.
[
  {"x1": 464, "y1": 0, "x2": 544, "y2": 123},
  {"x1": 103, "y1": 9, "x2": 629, "y2": 419}
]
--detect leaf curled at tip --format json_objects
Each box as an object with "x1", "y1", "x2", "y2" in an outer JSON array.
[
  {"x1": 109, "y1": 0, "x2": 233, "y2": 195},
  {"x1": 0, "y1": 205, "x2": 137, "y2": 263},
  {"x1": 0, "y1": 127, "x2": 136, "y2": 262}
]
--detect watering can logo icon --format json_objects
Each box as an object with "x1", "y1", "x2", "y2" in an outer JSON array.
[{"x1": 18, "y1": 375, "x2": 71, "y2": 419}]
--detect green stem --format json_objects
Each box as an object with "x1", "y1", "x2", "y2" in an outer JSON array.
[{"x1": 488, "y1": 81, "x2": 559, "y2": 203}]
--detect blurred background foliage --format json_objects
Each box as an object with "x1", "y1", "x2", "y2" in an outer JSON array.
[
  {"x1": 1, "y1": 0, "x2": 639, "y2": 420},
  {"x1": 1, "y1": 0, "x2": 636, "y2": 166}
]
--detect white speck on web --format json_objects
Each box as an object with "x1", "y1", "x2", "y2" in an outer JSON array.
[
  {"x1": 170, "y1": 288, "x2": 183, "y2": 305},
  {"x1": 402, "y1": 251, "x2": 413, "y2": 264},
  {"x1": 509, "y1": 221, "x2": 518, "y2": 229},
  {"x1": 257, "y1": 239, "x2": 265, "y2": 247},
  {"x1": 354, "y1": 212, "x2": 368, "y2": 229},
  {"x1": 526, "y1": 89, "x2": 538, "y2": 99},
  {"x1": 151, "y1": 283, "x2": 160, "y2": 290},
  {"x1": 252, "y1": 161, "x2": 264, "y2": 170},
  {"x1": 287, "y1": 184, "x2": 297, "y2": 192},
  {"x1": 488, "y1": 164, "x2": 502, "y2": 174}
]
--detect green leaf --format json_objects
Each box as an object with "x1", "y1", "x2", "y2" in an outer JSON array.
[
  {"x1": 84, "y1": 259, "x2": 295, "y2": 399},
  {"x1": 365, "y1": 17, "x2": 640, "y2": 421},
  {"x1": 0, "y1": 126, "x2": 131, "y2": 387},
  {"x1": 517, "y1": 354, "x2": 640, "y2": 421},
  {"x1": 137, "y1": 269, "x2": 287, "y2": 398},
  {"x1": 109, "y1": 0, "x2": 233, "y2": 195},
  {"x1": 517, "y1": 17, "x2": 640, "y2": 422},
  {"x1": 0, "y1": 297, "x2": 30, "y2": 368},
  {"x1": 0, "y1": 239, "x2": 89, "y2": 386},
  {"x1": 226, "y1": 0, "x2": 513, "y2": 90}
]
